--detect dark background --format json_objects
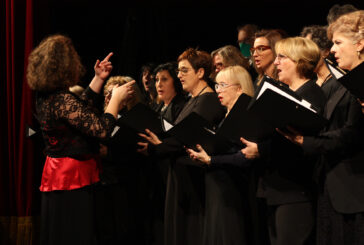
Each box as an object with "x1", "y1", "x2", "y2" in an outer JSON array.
[{"x1": 34, "y1": 0, "x2": 363, "y2": 85}]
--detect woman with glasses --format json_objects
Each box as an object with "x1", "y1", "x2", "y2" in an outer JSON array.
[
  {"x1": 138, "y1": 48, "x2": 225, "y2": 245},
  {"x1": 251, "y1": 29, "x2": 287, "y2": 88},
  {"x1": 241, "y1": 37, "x2": 326, "y2": 245},
  {"x1": 280, "y1": 11, "x2": 364, "y2": 245},
  {"x1": 185, "y1": 65, "x2": 256, "y2": 245}
]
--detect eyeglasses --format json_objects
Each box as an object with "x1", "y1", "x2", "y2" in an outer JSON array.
[
  {"x1": 215, "y1": 82, "x2": 239, "y2": 91},
  {"x1": 275, "y1": 54, "x2": 290, "y2": 62},
  {"x1": 176, "y1": 67, "x2": 191, "y2": 75},
  {"x1": 250, "y1": 45, "x2": 271, "y2": 55}
]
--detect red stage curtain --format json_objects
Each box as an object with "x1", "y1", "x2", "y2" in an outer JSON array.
[{"x1": 1, "y1": 0, "x2": 39, "y2": 243}]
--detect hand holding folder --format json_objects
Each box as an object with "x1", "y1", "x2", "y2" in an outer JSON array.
[
  {"x1": 165, "y1": 93, "x2": 275, "y2": 155},
  {"x1": 247, "y1": 76, "x2": 327, "y2": 135},
  {"x1": 165, "y1": 112, "x2": 233, "y2": 155}
]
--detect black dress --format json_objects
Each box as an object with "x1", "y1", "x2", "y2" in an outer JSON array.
[
  {"x1": 204, "y1": 149, "x2": 252, "y2": 245},
  {"x1": 36, "y1": 87, "x2": 116, "y2": 245},
  {"x1": 148, "y1": 93, "x2": 188, "y2": 245},
  {"x1": 96, "y1": 109, "x2": 150, "y2": 245},
  {"x1": 97, "y1": 94, "x2": 187, "y2": 245},
  {"x1": 150, "y1": 92, "x2": 225, "y2": 245}
]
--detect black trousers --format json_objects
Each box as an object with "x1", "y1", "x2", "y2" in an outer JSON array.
[{"x1": 267, "y1": 202, "x2": 315, "y2": 245}]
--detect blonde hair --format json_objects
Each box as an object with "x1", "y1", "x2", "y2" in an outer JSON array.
[
  {"x1": 275, "y1": 37, "x2": 321, "y2": 79},
  {"x1": 216, "y1": 66, "x2": 254, "y2": 97},
  {"x1": 27, "y1": 34, "x2": 85, "y2": 92},
  {"x1": 103, "y1": 76, "x2": 143, "y2": 111},
  {"x1": 327, "y1": 10, "x2": 364, "y2": 43}
]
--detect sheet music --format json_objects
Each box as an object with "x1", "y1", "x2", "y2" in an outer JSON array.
[
  {"x1": 327, "y1": 62, "x2": 344, "y2": 79},
  {"x1": 257, "y1": 82, "x2": 316, "y2": 113}
]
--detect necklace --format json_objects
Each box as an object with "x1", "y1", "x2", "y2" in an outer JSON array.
[
  {"x1": 196, "y1": 85, "x2": 208, "y2": 97},
  {"x1": 174, "y1": 85, "x2": 210, "y2": 124}
]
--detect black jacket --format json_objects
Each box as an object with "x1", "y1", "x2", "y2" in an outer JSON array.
[
  {"x1": 257, "y1": 80, "x2": 326, "y2": 205},
  {"x1": 303, "y1": 78, "x2": 364, "y2": 214}
]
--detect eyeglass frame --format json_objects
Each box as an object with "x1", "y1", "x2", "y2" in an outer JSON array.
[
  {"x1": 275, "y1": 53, "x2": 293, "y2": 63},
  {"x1": 215, "y1": 82, "x2": 240, "y2": 91},
  {"x1": 176, "y1": 67, "x2": 192, "y2": 75},
  {"x1": 250, "y1": 45, "x2": 271, "y2": 55}
]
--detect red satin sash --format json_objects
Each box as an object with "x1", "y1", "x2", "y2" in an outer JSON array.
[{"x1": 40, "y1": 156, "x2": 100, "y2": 192}]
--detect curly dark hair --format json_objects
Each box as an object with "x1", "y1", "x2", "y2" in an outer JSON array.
[
  {"x1": 177, "y1": 48, "x2": 212, "y2": 82},
  {"x1": 327, "y1": 4, "x2": 358, "y2": 24},
  {"x1": 27, "y1": 34, "x2": 85, "y2": 92},
  {"x1": 301, "y1": 25, "x2": 333, "y2": 51}
]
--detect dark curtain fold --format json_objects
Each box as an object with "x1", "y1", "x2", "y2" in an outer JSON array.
[
  {"x1": 1, "y1": 0, "x2": 39, "y2": 243},
  {"x1": 2, "y1": 0, "x2": 36, "y2": 228},
  {"x1": 3, "y1": 0, "x2": 34, "y2": 218}
]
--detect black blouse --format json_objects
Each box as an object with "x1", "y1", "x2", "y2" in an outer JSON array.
[{"x1": 36, "y1": 87, "x2": 116, "y2": 158}]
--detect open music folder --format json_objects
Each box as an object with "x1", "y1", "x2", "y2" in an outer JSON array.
[
  {"x1": 118, "y1": 103, "x2": 165, "y2": 135},
  {"x1": 164, "y1": 93, "x2": 275, "y2": 155},
  {"x1": 247, "y1": 76, "x2": 327, "y2": 135},
  {"x1": 216, "y1": 93, "x2": 274, "y2": 143},
  {"x1": 164, "y1": 112, "x2": 233, "y2": 155}
]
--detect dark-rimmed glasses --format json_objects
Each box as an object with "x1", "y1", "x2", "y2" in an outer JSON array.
[
  {"x1": 176, "y1": 67, "x2": 191, "y2": 75},
  {"x1": 250, "y1": 45, "x2": 271, "y2": 55}
]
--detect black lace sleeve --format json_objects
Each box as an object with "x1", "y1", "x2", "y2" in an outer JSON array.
[
  {"x1": 78, "y1": 86, "x2": 104, "y2": 111},
  {"x1": 53, "y1": 92, "x2": 115, "y2": 139}
]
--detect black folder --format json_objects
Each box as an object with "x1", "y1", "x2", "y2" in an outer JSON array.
[
  {"x1": 118, "y1": 103, "x2": 164, "y2": 134},
  {"x1": 166, "y1": 93, "x2": 277, "y2": 155},
  {"x1": 216, "y1": 93, "x2": 275, "y2": 143},
  {"x1": 166, "y1": 112, "x2": 233, "y2": 155},
  {"x1": 337, "y1": 61, "x2": 364, "y2": 100},
  {"x1": 247, "y1": 77, "x2": 327, "y2": 135}
]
